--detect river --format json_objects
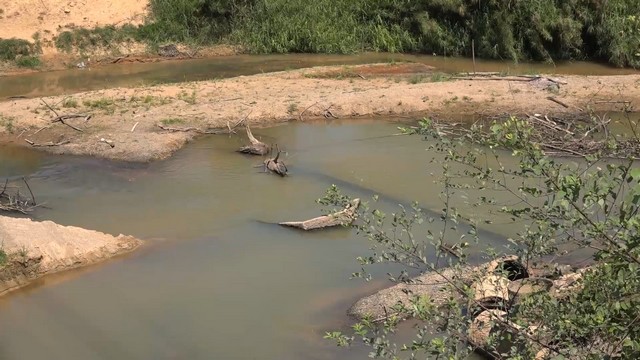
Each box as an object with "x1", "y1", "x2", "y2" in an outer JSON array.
[
  {"x1": 1, "y1": 53, "x2": 639, "y2": 99},
  {"x1": 0, "y1": 119, "x2": 526, "y2": 359},
  {"x1": 0, "y1": 52, "x2": 628, "y2": 359}
]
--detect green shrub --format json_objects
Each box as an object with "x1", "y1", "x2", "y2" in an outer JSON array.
[
  {"x1": 15, "y1": 55, "x2": 41, "y2": 68},
  {"x1": 147, "y1": 0, "x2": 253, "y2": 43},
  {"x1": 0, "y1": 38, "x2": 34, "y2": 61},
  {"x1": 48, "y1": 0, "x2": 640, "y2": 67},
  {"x1": 54, "y1": 25, "x2": 144, "y2": 52}
]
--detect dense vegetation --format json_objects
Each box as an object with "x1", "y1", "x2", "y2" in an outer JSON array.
[
  {"x1": 140, "y1": 0, "x2": 640, "y2": 67},
  {"x1": 46, "y1": 0, "x2": 640, "y2": 67},
  {"x1": 322, "y1": 111, "x2": 640, "y2": 359}
]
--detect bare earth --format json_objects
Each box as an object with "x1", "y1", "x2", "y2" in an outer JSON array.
[
  {"x1": 0, "y1": 0, "x2": 242, "y2": 74},
  {"x1": 0, "y1": 0, "x2": 148, "y2": 54},
  {"x1": 0, "y1": 215, "x2": 142, "y2": 296},
  {"x1": 0, "y1": 64, "x2": 638, "y2": 162}
]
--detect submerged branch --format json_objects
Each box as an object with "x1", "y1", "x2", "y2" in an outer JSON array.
[{"x1": 0, "y1": 178, "x2": 40, "y2": 214}]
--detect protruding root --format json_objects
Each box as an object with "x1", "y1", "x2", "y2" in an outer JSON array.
[{"x1": 237, "y1": 123, "x2": 270, "y2": 156}]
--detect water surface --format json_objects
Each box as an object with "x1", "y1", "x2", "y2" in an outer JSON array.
[
  {"x1": 2, "y1": 53, "x2": 638, "y2": 99},
  {"x1": 0, "y1": 121, "x2": 511, "y2": 359}
]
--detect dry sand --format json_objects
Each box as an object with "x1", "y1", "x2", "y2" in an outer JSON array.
[
  {"x1": 0, "y1": 215, "x2": 142, "y2": 296},
  {"x1": 0, "y1": 63, "x2": 638, "y2": 162},
  {"x1": 0, "y1": 0, "x2": 148, "y2": 53}
]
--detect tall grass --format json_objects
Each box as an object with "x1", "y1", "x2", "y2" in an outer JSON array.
[{"x1": 49, "y1": 0, "x2": 640, "y2": 67}]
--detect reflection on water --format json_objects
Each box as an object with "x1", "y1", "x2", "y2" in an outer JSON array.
[
  {"x1": 2, "y1": 53, "x2": 638, "y2": 99},
  {"x1": 0, "y1": 121, "x2": 518, "y2": 359}
]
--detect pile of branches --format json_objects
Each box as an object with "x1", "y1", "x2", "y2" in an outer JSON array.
[
  {"x1": 430, "y1": 112, "x2": 640, "y2": 159},
  {"x1": 0, "y1": 178, "x2": 39, "y2": 214}
]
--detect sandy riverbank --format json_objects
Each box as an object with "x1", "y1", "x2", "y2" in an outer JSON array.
[
  {"x1": 0, "y1": 63, "x2": 639, "y2": 161},
  {"x1": 0, "y1": 215, "x2": 142, "y2": 296}
]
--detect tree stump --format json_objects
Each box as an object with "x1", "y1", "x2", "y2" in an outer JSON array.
[
  {"x1": 263, "y1": 147, "x2": 288, "y2": 176},
  {"x1": 238, "y1": 123, "x2": 270, "y2": 156}
]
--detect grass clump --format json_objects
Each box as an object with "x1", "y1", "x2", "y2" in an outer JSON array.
[
  {"x1": 83, "y1": 98, "x2": 116, "y2": 114},
  {"x1": 15, "y1": 55, "x2": 41, "y2": 69},
  {"x1": 55, "y1": 24, "x2": 145, "y2": 53},
  {"x1": 430, "y1": 72, "x2": 451, "y2": 82},
  {"x1": 305, "y1": 68, "x2": 363, "y2": 80},
  {"x1": 161, "y1": 118, "x2": 184, "y2": 125},
  {"x1": 0, "y1": 114, "x2": 15, "y2": 133},
  {"x1": 177, "y1": 90, "x2": 197, "y2": 104},
  {"x1": 62, "y1": 98, "x2": 79, "y2": 108},
  {"x1": 0, "y1": 249, "x2": 7, "y2": 267},
  {"x1": 408, "y1": 72, "x2": 451, "y2": 84}
]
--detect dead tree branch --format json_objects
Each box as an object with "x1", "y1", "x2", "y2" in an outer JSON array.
[
  {"x1": 25, "y1": 138, "x2": 71, "y2": 147},
  {"x1": 0, "y1": 178, "x2": 40, "y2": 214},
  {"x1": 280, "y1": 199, "x2": 360, "y2": 230},
  {"x1": 238, "y1": 122, "x2": 270, "y2": 155},
  {"x1": 299, "y1": 101, "x2": 319, "y2": 121},
  {"x1": 547, "y1": 96, "x2": 569, "y2": 108}
]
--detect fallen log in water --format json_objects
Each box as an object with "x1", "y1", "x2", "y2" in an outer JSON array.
[
  {"x1": 280, "y1": 199, "x2": 360, "y2": 230},
  {"x1": 238, "y1": 123, "x2": 270, "y2": 155}
]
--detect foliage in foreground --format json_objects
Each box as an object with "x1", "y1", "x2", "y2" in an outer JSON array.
[{"x1": 322, "y1": 113, "x2": 640, "y2": 359}]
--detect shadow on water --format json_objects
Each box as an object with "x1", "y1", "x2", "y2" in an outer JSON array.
[{"x1": 2, "y1": 52, "x2": 638, "y2": 99}]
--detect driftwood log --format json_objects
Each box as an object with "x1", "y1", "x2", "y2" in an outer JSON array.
[
  {"x1": 263, "y1": 146, "x2": 288, "y2": 176},
  {"x1": 238, "y1": 123, "x2": 270, "y2": 155},
  {"x1": 280, "y1": 199, "x2": 360, "y2": 230}
]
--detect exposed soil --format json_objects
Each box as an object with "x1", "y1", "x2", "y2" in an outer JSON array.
[
  {"x1": 0, "y1": 0, "x2": 244, "y2": 75},
  {"x1": 0, "y1": 63, "x2": 639, "y2": 162},
  {"x1": 0, "y1": 0, "x2": 148, "y2": 53},
  {"x1": 0, "y1": 215, "x2": 142, "y2": 296}
]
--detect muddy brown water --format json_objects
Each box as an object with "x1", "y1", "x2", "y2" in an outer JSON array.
[
  {"x1": 0, "y1": 120, "x2": 544, "y2": 359},
  {"x1": 2, "y1": 53, "x2": 639, "y2": 99}
]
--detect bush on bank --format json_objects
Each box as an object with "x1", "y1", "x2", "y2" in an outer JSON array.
[{"x1": 53, "y1": 0, "x2": 640, "y2": 67}]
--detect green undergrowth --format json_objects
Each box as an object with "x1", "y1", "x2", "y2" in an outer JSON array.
[
  {"x1": 54, "y1": 25, "x2": 149, "y2": 52},
  {"x1": 15, "y1": 56, "x2": 41, "y2": 69},
  {"x1": 0, "y1": 38, "x2": 34, "y2": 61},
  {"x1": 0, "y1": 38, "x2": 42, "y2": 68},
  {"x1": 160, "y1": 118, "x2": 185, "y2": 125},
  {"x1": 49, "y1": 0, "x2": 640, "y2": 68},
  {"x1": 0, "y1": 114, "x2": 15, "y2": 133}
]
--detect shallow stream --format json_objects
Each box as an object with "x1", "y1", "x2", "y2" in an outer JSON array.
[
  {"x1": 2, "y1": 52, "x2": 639, "y2": 99},
  {"x1": 0, "y1": 120, "x2": 528, "y2": 359}
]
